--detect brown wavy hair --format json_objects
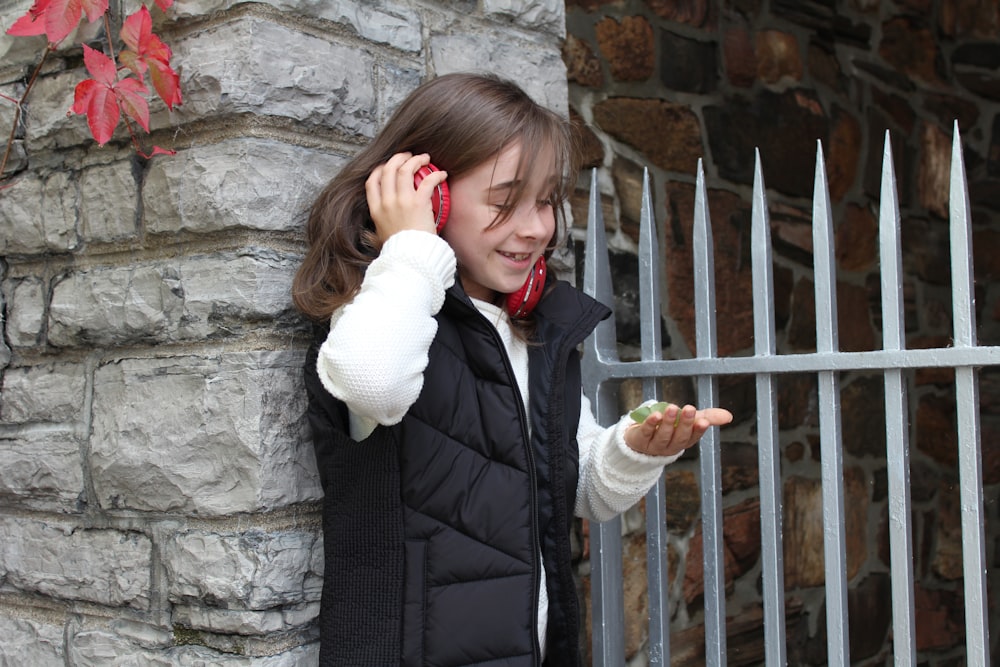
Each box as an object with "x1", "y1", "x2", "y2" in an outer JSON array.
[{"x1": 292, "y1": 72, "x2": 581, "y2": 322}]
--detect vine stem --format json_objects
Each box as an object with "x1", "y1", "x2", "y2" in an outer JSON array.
[
  {"x1": 0, "y1": 44, "x2": 53, "y2": 182},
  {"x1": 103, "y1": 11, "x2": 118, "y2": 67}
]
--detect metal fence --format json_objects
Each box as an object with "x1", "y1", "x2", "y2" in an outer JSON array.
[{"x1": 581, "y1": 123, "x2": 998, "y2": 666}]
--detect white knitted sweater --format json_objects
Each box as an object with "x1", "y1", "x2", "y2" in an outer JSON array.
[{"x1": 314, "y1": 230, "x2": 680, "y2": 655}]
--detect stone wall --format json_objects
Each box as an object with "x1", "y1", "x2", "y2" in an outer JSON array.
[
  {"x1": 563, "y1": 0, "x2": 1000, "y2": 664},
  {"x1": 0, "y1": 0, "x2": 568, "y2": 663}
]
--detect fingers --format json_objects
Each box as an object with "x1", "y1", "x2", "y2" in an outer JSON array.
[
  {"x1": 698, "y1": 407, "x2": 734, "y2": 426},
  {"x1": 625, "y1": 403, "x2": 733, "y2": 458},
  {"x1": 365, "y1": 152, "x2": 446, "y2": 242}
]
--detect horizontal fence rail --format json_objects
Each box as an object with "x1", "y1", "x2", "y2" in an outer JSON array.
[{"x1": 581, "y1": 123, "x2": 996, "y2": 666}]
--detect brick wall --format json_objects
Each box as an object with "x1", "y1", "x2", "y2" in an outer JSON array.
[
  {"x1": 564, "y1": 0, "x2": 1000, "y2": 664},
  {"x1": 0, "y1": 0, "x2": 568, "y2": 663}
]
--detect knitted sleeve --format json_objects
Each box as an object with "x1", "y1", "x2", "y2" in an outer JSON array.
[
  {"x1": 315, "y1": 230, "x2": 456, "y2": 427},
  {"x1": 574, "y1": 396, "x2": 683, "y2": 523}
]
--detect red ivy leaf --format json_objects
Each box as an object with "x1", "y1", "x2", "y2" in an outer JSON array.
[
  {"x1": 71, "y1": 75, "x2": 118, "y2": 144},
  {"x1": 81, "y1": 42, "x2": 115, "y2": 86},
  {"x1": 120, "y1": 6, "x2": 171, "y2": 73},
  {"x1": 148, "y1": 57, "x2": 182, "y2": 109},
  {"x1": 153, "y1": 0, "x2": 173, "y2": 10},
  {"x1": 6, "y1": 0, "x2": 51, "y2": 37},
  {"x1": 139, "y1": 145, "x2": 176, "y2": 159},
  {"x1": 70, "y1": 45, "x2": 153, "y2": 145},
  {"x1": 115, "y1": 76, "x2": 150, "y2": 133},
  {"x1": 120, "y1": 6, "x2": 181, "y2": 109},
  {"x1": 79, "y1": 0, "x2": 106, "y2": 23},
  {"x1": 40, "y1": 0, "x2": 107, "y2": 45}
]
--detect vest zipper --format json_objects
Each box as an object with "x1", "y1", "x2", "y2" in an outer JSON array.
[{"x1": 472, "y1": 306, "x2": 543, "y2": 663}]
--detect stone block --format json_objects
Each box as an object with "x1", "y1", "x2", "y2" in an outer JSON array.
[
  {"x1": 661, "y1": 31, "x2": 718, "y2": 93},
  {"x1": 172, "y1": 602, "x2": 320, "y2": 635},
  {"x1": 879, "y1": 16, "x2": 944, "y2": 86},
  {"x1": 165, "y1": 529, "x2": 322, "y2": 609},
  {"x1": 941, "y1": 0, "x2": 1000, "y2": 38},
  {"x1": 0, "y1": 517, "x2": 152, "y2": 608},
  {"x1": 143, "y1": 139, "x2": 345, "y2": 235},
  {"x1": 171, "y1": 19, "x2": 379, "y2": 135},
  {"x1": 914, "y1": 584, "x2": 964, "y2": 651},
  {"x1": 563, "y1": 35, "x2": 602, "y2": 88},
  {"x1": 662, "y1": 468, "x2": 699, "y2": 534},
  {"x1": 931, "y1": 480, "x2": 964, "y2": 580},
  {"x1": 918, "y1": 121, "x2": 952, "y2": 219},
  {"x1": 67, "y1": 619, "x2": 318, "y2": 664},
  {"x1": 373, "y1": 63, "x2": 423, "y2": 126},
  {"x1": 0, "y1": 429, "x2": 85, "y2": 511},
  {"x1": 703, "y1": 89, "x2": 828, "y2": 197},
  {"x1": 0, "y1": 170, "x2": 78, "y2": 254},
  {"x1": 170, "y1": 0, "x2": 421, "y2": 52},
  {"x1": 430, "y1": 34, "x2": 569, "y2": 116},
  {"x1": 80, "y1": 161, "x2": 139, "y2": 243},
  {"x1": 723, "y1": 26, "x2": 756, "y2": 88},
  {"x1": 0, "y1": 362, "x2": 87, "y2": 423},
  {"x1": 594, "y1": 97, "x2": 702, "y2": 174},
  {"x1": 646, "y1": 0, "x2": 710, "y2": 26},
  {"x1": 835, "y1": 203, "x2": 877, "y2": 272},
  {"x1": 89, "y1": 352, "x2": 321, "y2": 515},
  {"x1": 285, "y1": 0, "x2": 421, "y2": 52},
  {"x1": 47, "y1": 251, "x2": 301, "y2": 347},
  {"x1": 483, "y1": 0, "x2": 565, "y2": 35},
  {"x1": 755, "y1": 30, "x2": 802, "y2": 84},
  {"x1": 19, "y1": 69, "x2": 92, "y2": 148},
  {"x1": 782, "y1": 469, "x2": 868, "y2": 589},
  {"x1": 3, "y1": 276, "x2": 45, "y2": 347},
  {"x1": 0, "y1": 614, "x2": 66, "y2": 666},
  {"x1": 596, "y1": 16, "x2": 654, "y2": 82}
]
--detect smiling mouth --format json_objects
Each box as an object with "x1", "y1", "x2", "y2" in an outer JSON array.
[{"x1": 499, "y1": 251, "x2": 532, "y2": 262}]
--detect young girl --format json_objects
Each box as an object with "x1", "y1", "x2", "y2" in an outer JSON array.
[{"x1": 293, "y1": 72, "x2": 732, "y2": 667}]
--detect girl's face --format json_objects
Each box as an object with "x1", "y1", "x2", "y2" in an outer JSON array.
[{"x1": 441, "y1": 142, "x2": 557, "y2": 304}]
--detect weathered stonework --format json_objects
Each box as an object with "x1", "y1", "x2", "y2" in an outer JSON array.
[{"x1": 0, "y1": 0, "x2": 570, "y2": 661}]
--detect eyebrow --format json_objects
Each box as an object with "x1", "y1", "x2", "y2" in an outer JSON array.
[
  {"x1": 489, "y1": 180, "x2": 520, "y2": 193},
  {"x1": 490, "y1": 174, "x2": 560, "y2": 193}
]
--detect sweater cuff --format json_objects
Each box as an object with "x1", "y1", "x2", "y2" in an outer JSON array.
[{"x1": 377, "y1": 230, "x2": 456, "y2": 309}]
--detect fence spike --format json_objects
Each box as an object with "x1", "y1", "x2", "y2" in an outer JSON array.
[
  {"x1": 879, "y1": 129, "x2": 917, "y2": 667},
  {"x1": 582, "y1": 169, "x2": 620, "y2": 386},
  {"x1": 638, "y1": 167, "x2": 673, "y2": 665},
  {"x1": 950, "y1": 122, "x2": 977, "y2": 348},
  {"x1": 879, "y1": 131, "x2": 905, "y2": 352},
  {"x1": 639, "y1": 167, "x2": 663, "y2": 366},
  {"x1": 950, "y1": 122, "x2": 991, "y2": 667},
  {"x1": 693, "y1": 158, "x2": 726, "y2": 667},
  {"x1": 812, "y1": 141, "x2": 839, "y2": 354},
  {"x1": 693, "y1": 159, "x2": 718, "y2": 358},
  {"x1": 813, "y1": 139, "x2": 850, "y2": 667},
  {"x1": 751, "y1": 149, "x2": 787, "y2": 667},
  {"x1": 752, "y1": 149, "x2": 777, "y2": 356},
  {"x1": 581, "y1": 167, "x2": 626, "y2": 667}
]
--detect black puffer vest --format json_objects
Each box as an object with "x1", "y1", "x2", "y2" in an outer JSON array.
[{"x1": 305, "y1": 279, "x2": 610, "y2": 667}]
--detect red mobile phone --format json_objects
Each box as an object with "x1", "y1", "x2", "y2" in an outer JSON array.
[{"x1": 413, "y1": 164, "x2": 450, "y2": 233}]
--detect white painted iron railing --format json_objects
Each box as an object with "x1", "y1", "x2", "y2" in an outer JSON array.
[{"x1": 581, "y1": 123, "x2": 997, "y2": 666}]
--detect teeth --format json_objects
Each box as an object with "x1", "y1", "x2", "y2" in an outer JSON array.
[{"x1": 502, "y1": 252, "x2": 529, "y2": 261}]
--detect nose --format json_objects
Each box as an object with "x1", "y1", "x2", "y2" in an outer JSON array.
[{"x1": 515, "y1": 203, "x2": 554, "y2": 240}]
